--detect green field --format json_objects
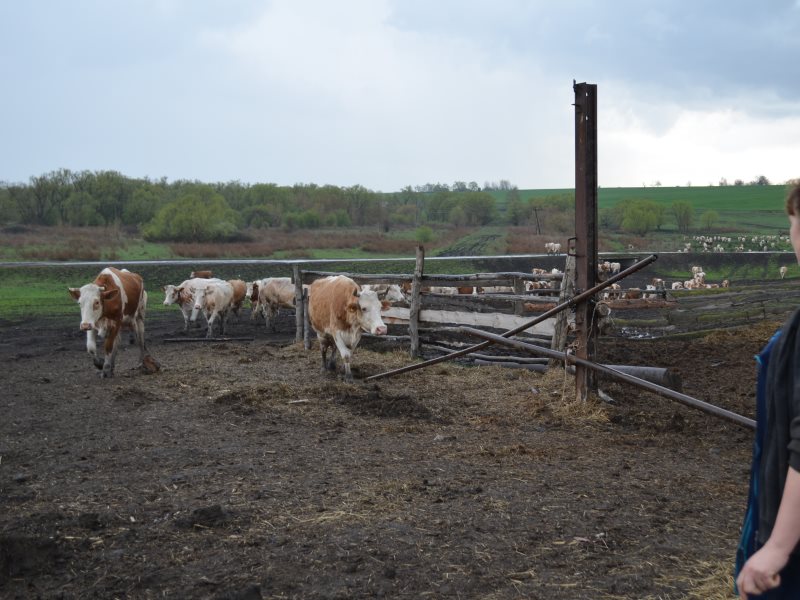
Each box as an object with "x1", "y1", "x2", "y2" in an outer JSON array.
[{"x1": 487, "y1": 184, "x2": 788, "y2": 234}]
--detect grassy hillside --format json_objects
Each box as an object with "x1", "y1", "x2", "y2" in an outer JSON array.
[{"x1": 489, "y1": 184, "x2": 789, "y2": 233}]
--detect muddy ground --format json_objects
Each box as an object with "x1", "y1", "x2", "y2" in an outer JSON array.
[{"x1": 0, "y1": 304, "x2": 778, "y2": 599}]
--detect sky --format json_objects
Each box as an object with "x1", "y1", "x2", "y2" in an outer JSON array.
[{"x1": 1, "y1": 0, "x2": 799, "y2": 192}]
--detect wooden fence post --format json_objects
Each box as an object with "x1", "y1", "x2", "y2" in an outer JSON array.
[
  {"x1": 409, "y1": 246, "x2": 424, "y2": 358},
  {"x1": 550, "y1": 254, "x2": 576, "y2": 365},
  {"x1": 513, "y1": 276, "x2": 525, "y2": 316},
  {"x1": 303, "y1": 289, "x2": 312, "y2": 350},
  {"x1": 293, "y1": 265, "x2": 304, "y2": 343}
]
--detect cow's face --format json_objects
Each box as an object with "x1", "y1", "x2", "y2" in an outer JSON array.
[
  {"x1": 382, "y1": 284, "x2": 406, "y2": 303},
  {"x1": 188, "y1": 286, "x2": 202, "y2": 320},
  {"x1": 354, "y1": 290, "x2": 388, "y2": 335},
  {"x1": 163, "y1": 284, "x2": 180, "y2": 305},
  {"x1": 69, "y1": 283, "x2": 117, "y2": 331},
  {"x1": 191, "y1": 286, "x2": 204, "y2": 310}
]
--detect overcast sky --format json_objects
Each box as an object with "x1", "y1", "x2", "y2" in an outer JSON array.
[{"x1": 1, "y1": 1, "x2": 798, "y2": 192}]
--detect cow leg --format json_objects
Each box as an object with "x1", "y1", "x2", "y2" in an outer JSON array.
[
  {"x1": 100, "y1": 325, "x2": 120, "y2": 378},
  {"x1": 219, "y1": 309, "x2": 228, "y2": 336},
  {"x1": 134, "y1": 314, "x2": 147, "y2": 364},
  {"x1": 333, "y1": 333, "x2": 354, "y2": 383},
  {"x1": 318, "y1": 335, "x2": 338, "y2": 372},
  {"x1": 86, "y1": 330, "x2": 104, "y2": 370},
  {"x1": 206, "y1": 311, "x2": 217, "y2": 338}
]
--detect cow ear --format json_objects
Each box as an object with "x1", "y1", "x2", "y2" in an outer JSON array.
[
  {"x1": 68, "y1": 287, "x2": 81, "y2": 301},
  {"x1": 381, "y1": 300, "x2": 391, "y2": 310},
  {"x1": 102, "y1": 288, "x2": 119, "y2": 301}
]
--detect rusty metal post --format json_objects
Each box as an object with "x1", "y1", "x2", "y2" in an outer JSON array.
[{"x1": 573, "y1": 81, "x2": 598, "y2": 402}]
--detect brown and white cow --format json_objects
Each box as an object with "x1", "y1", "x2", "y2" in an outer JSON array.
[
  {"x1": 163, "y1": 277, "x2": 219, "y2": 331},
  {"x1": 68, "y1": 267, "x2": 150, "y2": 378},
  {"x1": 190, "y1": 270, "x2": 213, "y2": 279},
  {"x1": 258, "y1": 277, "x2": 297, "y2": 332},
  {"x1": 227, "y1": 279, "x2": 247, "y2": 317},
  {"x1": 189, "y1": 280, "x2": 235, "y2": 338},
  {"x1": 308, "y1": 275, "x2": 388, "y2": 383},
  {"x1": 246, "y1": 279, "x2": 266, "y2": 321}
]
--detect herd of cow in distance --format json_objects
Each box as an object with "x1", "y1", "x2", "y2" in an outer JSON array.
[{"x1": 67, "y1": 234, "x2": 793, "y2": 382}]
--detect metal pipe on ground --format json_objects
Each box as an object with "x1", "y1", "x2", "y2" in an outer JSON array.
[
  {"x1": 365, "y1": 254, "x2": 658, "y2": 382},
  {"x1": 460, "y1": 327, "x2": 755, "y2": 431},
  {"x1": 164, "y1": 337, "x2": 255, "y2": 343}
]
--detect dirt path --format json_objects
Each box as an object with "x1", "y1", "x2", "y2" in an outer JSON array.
[{"x1": 0, "y1": 309, "x2": 770, "y2": 599}]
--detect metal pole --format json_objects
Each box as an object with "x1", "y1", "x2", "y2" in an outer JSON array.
[
  {"x1": 461, "y1": 327, "x2": 755, "y2": 431},
  {"x1": 574, "y1": 81, "x2": 599, "y2": 402},
  {"x1": 365, "y1": 254, "x2": 657, "y2": 382}
]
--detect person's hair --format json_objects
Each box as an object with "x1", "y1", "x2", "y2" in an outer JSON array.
[{"x1": 787, "y1": 180, "x2": 800, "y2": 216}]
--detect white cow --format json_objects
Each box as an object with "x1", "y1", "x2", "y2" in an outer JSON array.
[
  {"x1": 780, "y1": 266, "x2": 788, "y2": 279},
  {"x1": 163, "y1": 277, "x2": 215, "y2": 331},
  {"x1": 361, "y1": 283, "x2": 406, "y2": 303},
  {"x1": 308, "y1": 276, "x2": 388, "y2": 383},
  {"x1": 190, "y1": 280, "x2": 235, "y2": 338},
  {"x1": 545, "y1": 242, "x2": 561, "y2": 255}
]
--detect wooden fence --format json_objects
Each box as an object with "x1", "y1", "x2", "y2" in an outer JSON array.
[{"x1": 292, "y1": 249, "x2": 572, "y2": 361}]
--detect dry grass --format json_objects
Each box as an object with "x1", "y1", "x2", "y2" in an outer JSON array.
[
  {"x1": 647, "y1": 558, "x2": 736, "y2": 599},
  {"x1": 1, "y1": 225, "x2": 126, "y2": 260},
  {"x1": 505, "y1": 229, "x2": 571, "y2": 254},
  {"x1": 169, "y1": 227, "x2": 469, "y2": 258}
]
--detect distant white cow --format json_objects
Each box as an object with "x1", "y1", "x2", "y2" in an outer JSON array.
[
  {"x1": 361, "y1": 283, "x2": 406, "y2": 303},
  {"x1": 780, "y1": 266, "x2": 788, "y2": 279},
  {"x1": 164, "y1": 277, "x2": 221, "y2": 330},
  {"x1": 545, "y1": 242, "x2": 561, "y2": 255},
  {"x1": 190, "y1": 280, "x2": 235, "y2": 338}
]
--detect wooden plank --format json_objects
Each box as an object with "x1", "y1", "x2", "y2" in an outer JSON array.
[
  {"x1": 550, "y1": 254, "x2": 575, "y2": 362},
  {"x1": 381, "y1": 306, "x2": 555, "y2": 336},
  {"x1": 293, "y1": 265, "x2": 303, "y2": 343}
]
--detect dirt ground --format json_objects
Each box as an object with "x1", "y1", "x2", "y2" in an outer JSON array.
[{"x1": 0, "y1": 304, "x2": 778, "y2": 599}]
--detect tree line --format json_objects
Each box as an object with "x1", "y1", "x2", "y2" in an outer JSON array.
[
  {"x1": 0, "y1": 170, "x2": 512, "y2": 242},
  {"x1": 0, "y1": 169, "x2": 740, "y2": 242}
]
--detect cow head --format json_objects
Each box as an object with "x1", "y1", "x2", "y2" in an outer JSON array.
[
  {"x1": 381, "y1": 284, "x2": 406, "y2": 303},
  {"x1": 163, "y1": 284, "x2": 180, "y2": 306},
  {"x1": 189, "y1": 286, "x2": 205, "y2": 321},
  {"x1": 68, "y1": 284, "x2": 118, "y2": 330},
  {"x1": 246, "y1": 281, "x2": 259, "y2": 304},
  {"x1": 351, "y1": 289, "x2": 388, "y2": 336}
]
